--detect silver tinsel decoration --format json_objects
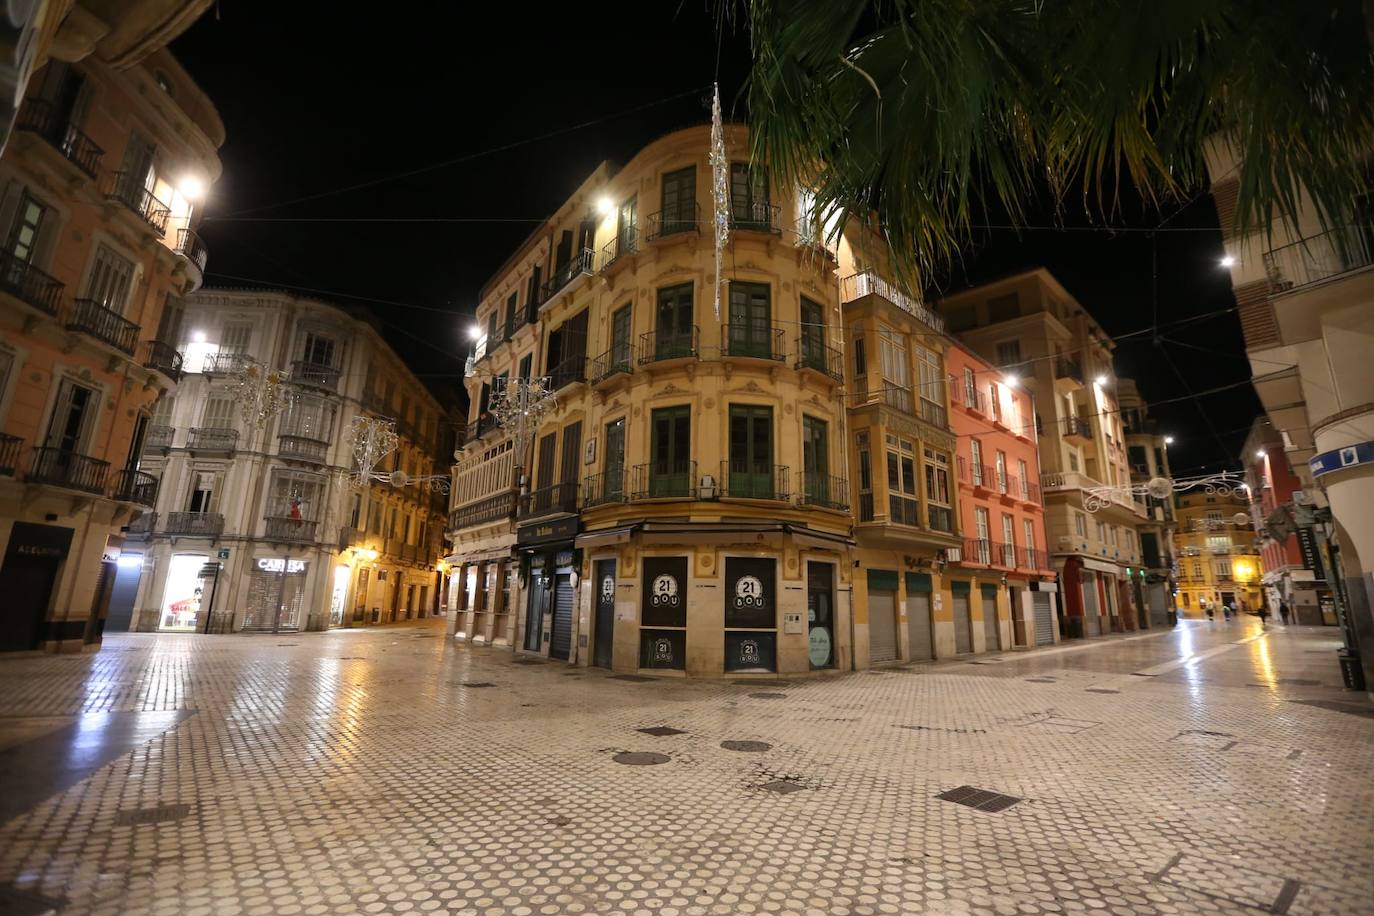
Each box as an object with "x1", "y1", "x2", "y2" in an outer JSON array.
[{"x1": 709, "y1": 83, "x2": 730, "y2": 322}]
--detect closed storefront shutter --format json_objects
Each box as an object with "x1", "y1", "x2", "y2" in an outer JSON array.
[
  {"x1": 867, "y1": 570, "x2": 898, "y2": 664},
  {"x1": 550, "y1": 573, "x2": 574, "y2": 660},
  {"x1": 1033, "y1": 594, "x2": 1055, "y2": 645},
  {"x1": 905, "y1": 572, "x2": 933, "y2": 661},
  {"x1": 952, "y1": 582, "x2": 972, "y2": 654},
  {"x1": 981, "y1": 584, "x2": 999, "y2": 651}
]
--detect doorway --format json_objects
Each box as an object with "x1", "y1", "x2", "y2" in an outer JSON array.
[
  {"x1": 952, "y1": 584, "x2": 973, "y2": 654},
  {"x1": 981, "y1": 584, "x2": 1000, "y2": 652},
  {"x1": 593, "y1": 558, "x2": 616, "y2": 668},
  {"x1": 524, "y1": 569, "x2": 547, "y2": 652},
  {"x1": 106, "y1": 553, "x2": 143, "y2": 633},
  {"x1": 905, "y1": 574, "x2": 934, "y2": 661},
  {"x1": 806, "y1": 561, "x2": 835, "y2": 669},
  {"x1": 867, "y1": 573, "x2": 899, "y2": 664},
  {"x1": 549, "y1": 572, "x2": 574, "y2": 661},
  {"x1": 0, "y1": 523, "x2": 72, "y2": 651},
  {"x1": 1033, "y1": 593, "x2": 1055, "y2": 645}
]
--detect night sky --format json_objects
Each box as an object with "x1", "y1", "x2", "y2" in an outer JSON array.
[{"x1": 170, "y1": 2, "x2": 1259, "y2": 477}]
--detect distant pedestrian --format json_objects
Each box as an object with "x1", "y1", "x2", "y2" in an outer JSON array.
[
  {"x1": 1279, "y1": 601, "x2": 1291, "y2": 625},
  {"x1": 1254, "y1": 605, "x2": 1270, "y2": 628},
  {"x1": 1222, "y1": 601, "x2": 1232, "y2": 621}
]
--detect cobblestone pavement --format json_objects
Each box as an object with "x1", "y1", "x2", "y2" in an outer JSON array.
[{"x1": 0, "y1": 619, "x2": 1371, "y2": 915}]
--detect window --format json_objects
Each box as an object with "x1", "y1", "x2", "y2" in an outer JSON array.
[
  {"x1": 0, "y1": 349, "x2": 14, "y2": 416},
  {"x1": 610, "y1": 304, "x2": 632, "y2": 369},
  {"x1": 853, "y1": 337, "x2": 866, "y2": 379},
  {"x1": 1068, "y1": 448, "x2": 1080, "y2": 472},
  {"x1": 879, "y1": 326, "x2": 911, "y2": 410},
  {"x1": 221, "y1": 323, "x2": 252, "y2": 354},
  {"x1": 802, "y1": 416, "x2": 829, "y2": 502},
  {"x1": 1214, "y1": 559, "x2": 1232, "y2": 579},
  {"x1": 518, "y1": 354, "x2": 532, "y2": 380},
  {"x1": 84, "y1": 243, "x2": 136, "y2": 313},
  {"x1": 915, "y1": 344, "x2": 944, "y2": 422},
  {"x1": 729, "y1": 162, "x2": 770, "y2": 226},
  {"x1": 963, "y1": 366, "x2": 976, "y2": 407},
  {"x1": 43, "y1": 378, "x2": 96, "y2": 454},
  {"x1": 1096, "y1": 520, "x2": 1106, "y2": 543},
  {"x1": 727, "y1": 281, "x2": 772, "y2": 358},
  {"x1": 995, "y1": 339, "x2": 1022, "y2": 367},
  {"x1": 349, "y1": 492, "x2": 362, "y2": 529},
  {"x1": 799, "y1": 296, "x2": 826, "y2": 366},
  {"x1": 1207, "y1": 534, "x2": 1231, "y2": 551},
  {"x1": 268, "y1": 470, "x2": 324, "y2": 522},
  {"x1": 504, "y1": 292, "x2": 517, "y2": 336},
  {"x1": 924, "y1": 448, "x2": 953, "y2": 531},
  {"x1": 486, "y1": 309, "x2": 498, "y2": 342},
  {"x1": 188, "y1": 470, "x2": 219, "y2": 513},
  {"x1": 151, "y1": 394, "x2": 174, "y2": 427},
  {"x1": 301, "y1": 332, "x2": 336, "y2": 367},
  {"x1": 1001, "y1": 514, "x2": 1016, "y2": 566},
  {"x1": 202, "y1": 395, "x2": 235, "y2": 431},
  {"x1": 995, "y1": 450, "x2": 1007, "y2": 494},
  {"x1": 1075, "y1": 512, "x2": 1087, "y2": 537},
  {"x1": 603, "y1": 417, "x2": 626, "y2": 500},
  {"x1": 970, "y1": 438, "x2": 984, "y2": 486},
  {"x1": 1023, "y1": 518, "x2": 1036, "y2": 567},
  {"x1": 728, "y1": 405, "x2": 774, "y2": 497},
  {"x1": 559, "y1": 421, "x2": 582, "y2": 486},
  {"x1": 886, "y1": 437, "x2": 919, "y2": 526},
  {"x1": 1206, "y1": 509, "x2": 1223, "y2": 525},
  {"x1": 654, "y1": 283, "x2": 694, "y2": 357},
  {"x1": 649, "y1": 406, "x2": 691, "y2": 497},
  {"x1": 974, "y1": 507, "x2": 991, "y2": 563},
  {"x1": 6, "y1": 192, "x2": 48, "y2": 264},
  {"x1": 1192, "y1": 561, "x2": 1203, "y2": 578},
  {"x1": 660, "y1": 166, "x2": 696, "y2": 233},
  {"x1": 279, "y1": 394, "x2": 335, "y2": 442},
  {"x1": 857, "y1": 431, "x2": 873, "y2": 521},
  {"x1": 1017, "y1": 459, "x2": 1030, "y2": 498},
  {"x1": 988, "y1": 383, "x2": 1001, "y2": 422}
]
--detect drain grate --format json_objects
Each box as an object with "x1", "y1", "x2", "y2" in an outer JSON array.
[
  {"x1": 936, "y1": 785, "x2": 1022, "y2": 813},
  {"x1": 749, "y1": 692, "x2": 786, "y2": 700},
  {"x1": 610, "y1": 674, "x2": 656, "y2": 683},
  {"x1": 113, "y1": 803, "x2": 192, "y2": 827},
  {"x1": 613, "y1": 751, "x2": 669, "y2": 766},
  {"x1": 721, "y1": 740, "x2": 771, "y2": 753},
  {"x1": 637, "y1": 726, "x2": 686, "y2": 737},
  {"x1": 758, "y1": 779, "x2": 805, "y2": 794}
]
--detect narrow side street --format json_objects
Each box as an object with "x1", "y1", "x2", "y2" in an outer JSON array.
[{"x1": 0, "y1": 620, "x2": 1370, "y2": 915}]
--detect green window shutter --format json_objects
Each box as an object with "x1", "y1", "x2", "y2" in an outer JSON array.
[
  {"x1": 867, "y1": 569, "x2": 899, "y2": 592},
  {"x1": 905, "y1": 572, "x2": 932, "y2": 593},
  {"x1": 980, "y1": 584, "x2": 999, "y2": 601},
  {"x1": 950, "y1": 580, "x2": 971, "y2": 595}
]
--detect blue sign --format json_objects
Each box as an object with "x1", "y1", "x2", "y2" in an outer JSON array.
[{"x1": 1310, "y1": 441, "x2": 1374, "y2": 479}]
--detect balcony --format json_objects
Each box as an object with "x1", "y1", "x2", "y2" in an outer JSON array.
[
  {"x1": 112, "y1": 468, "x2": 158, "y2": 508},
  {"x1": 264, "y1": 516, "x2": 318, "y2": 543},
  {"x1": 798, "y1": 473, "x2": 849, "y2": 511},
  {"x1": 143, "y1": 425, "x2": 174, "y2": 453},
  {"x1": 0, "y1": 250, "x2": 63, "y2": 316},
  {"x1": 1055, "y1": 358, "x2": 1085, "y2": 389},
  {"x1": 142, "y1": 340, "x2": 184, "y2": 382},
  {"x1": 999, "y1": 473, "x2": 1018, "y2": 499},
  {"x1": 589, "y1": 345, "x2": 633, "y2": 386},
  {"x1": 174, "y1": 228, "x2": 209, "y2": 272},
  {"x1": 882, "y1": 384, "x2": 915, "y2": 413},
  {"x1": 278, "y1": 434, "x2": 329, "y2": 464},
  {"x1": 28, "y1": 447, "x2": 108, "y2": 495},
  {"x1": 1210, "y1": 546, "x2": 1232, "y2": 555},
  {"x1": 125, "y1": 512, "x2": 157, "y2": 539},
  {"x1": 600, "y1": 228, "x2": 640, "y2": 272},
  {"x1": 518, "y1": 481, "x2": 578, "y2": 520},
  {"x1": 1264, "y1": 226, "x2": 1373, "y2": 293},
  {"x1": 187, "y1": 427, "x2": 238, "y2": 454},
  {"x1": 1022, "y1": 547, "x2": 1051, "y2": 570},
  {"x1": 955, "y1": 385, "x2": 988, "y2": 414},
  {"x1": 729, "y1": 201, "x2": 781, "y2": 234},
  {"x1": 466, "y1": 413, "x2": 501, "y2": 443},
  {"x1": 542, "y1": 247, "x2": 594, "y2": 302},
  {"x1": 963, "y1": 537, "x2": 992, "y2": 566},
  {"x1": 0, "y1": 433, "x2": 21, "y2": 476},
  {"x1": 448, "y1": 491, "x2": 517, "y2": 530},
  {"x1": 1019, "y1": 479, "x2": 1042, "y2": 504},
  {"x1": 338, "y1": 526, "x2": 365, "y2": 550},
  {"x1": 584, "y1": 469, "x2": 628, "y2": 508},
  {"x1": 548, "y1": 354, "x2": 586, "y2": 391},
  {"x1": 65, "y1": 298, "x2": 139, "y2": 355},
  {"x1": 928, "y1": 504, "x2": 955, "y2": 534},
  {"x1": 202, "y1": 352, "x2": 253, "y2": 375},
  {"x1": 918, "y1": 397, "x2": 948, "y2": 428},
  {"x1": 16, "y1": 98, "x2": 103, "y2": 178},
  {"x1": 796, "y1": 338, "x2": 843, "y2": 381},
  {"x1": 647, "y1": 204, "x2": 699, "y2": 241},
  {"x1": 638, "y1": 327, "x2": 699, "y2": 365},
  {"x1": 291, "y1": 360, "x2": 340, "y2": 390},
  {"x1": 1063, "y1": 416, "x2": 1091, "y2": 441},
  {"x1": 166, "y1": 511, "x2": 224, "y2": 537},
  {"x1": 719, "y1": 461, "x2": 789, "y2": 501},
  {"x1": 724, "y1": 323, "x2": 785, "y2": 361},
  {"x1": 839, "y1": 269, "x2": 946, "y2": 333},
  {"x1": 104, "y1": 171, "x2": 170, "y2": 236},
  {"x1": 630, "y1": 460, "x2": 697, "y2": 500}
]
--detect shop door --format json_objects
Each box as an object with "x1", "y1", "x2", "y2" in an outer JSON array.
[
  {"x1": 0, "y1": 523, "x2": 71, "y2": 651},
  {"x1": 593, "y1": 559, "x2": 615, "y2": 668},
  {"x1": 868, "y1": 590, "x2": 898, "y2": 663},
  {"x1": 1033, "y1": 593, "x2": 1055, "y2": 645},
  {"x1": 807, "y1": 562, "x2": 835, "y2": 669},
  {"x1": 354, "y1": 567, "x2": 370, "y2": 624},
  {"x1": 906, "y1": 591, "x2": 933, "y2": 661},
  {"x1": 549, "y1": 573, "x2": 574, "y2": 660},
  {"x1": 523, "y1": 573, "x2": 545, "y2": 652},
  {"x1": 106, "y1": 555, "x2": 143, "y2": 633},
  {"x1": 981, "y1": 585, "x2": 1000, "y2": 652},
  {"x1": 952, "y1": 591, "x2": 973, "y2": 654},
  {"x1": 1082, "y1": 572, "x2": 1101, "y2": 636}
]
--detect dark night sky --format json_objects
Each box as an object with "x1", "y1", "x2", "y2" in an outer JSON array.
[{"x1": 170, "y1": 2, "x2": 1259, "y2": 476}]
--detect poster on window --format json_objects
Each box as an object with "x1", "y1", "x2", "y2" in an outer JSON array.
[
  {"x1": 639, "y1": 628, "x2": 686, "y2": 669},
  {"x1": 641, "y1": 556, "x2": 687, "y2": 628},
  {"x1": 725, "y1": 557, "x2": 775, "y2": 629},
  {"x1": 725, "y1": 630, "x2": 776, "y2": 673}
]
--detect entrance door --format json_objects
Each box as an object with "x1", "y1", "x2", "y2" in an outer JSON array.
[
  {"x1": 593, "y1": 558, "x2": 615, "y2": 668},
  {"x1": 649, "y1": 406, "x2": 691, "y2": 497},
  {"x1": 807, "y1": 562, "x2": 835, "y2": 669},
  {"x1": 354, "y1": 566, "x2": 370, "y2": 623},
  {"x1": 524, "y1": 571, "x2": 546, "y2": 651},
  {"x1": 868, "y1": 590, "x2": 898, "y2": 663},
  {"x1": 1033, "y1": 593, "x2": 1055, "y2": 645},
  {"x1": 1082, "y1": 572, "x2": 1101, "y2": 636},
  {"x1": 906, "y1": 591, "x2": 933, "y2": 661},
  {"x1": 981, "y1": 586, "x2": 1000, "y2": 652},
  {"x1": 728, "y1": 405, "x2": 773, "y2": 498},
  {"x1": 549, "y1": 572, "x2": 574, "y2": 660},
  {"x1": 952, "y1": 590, "x2": 972, "y2": 654},
  {"x1": 106, "y1": 554, "x2": 142, "y2": 633},
  {"x1": 0, "y1": 523, "x2": 72, "y2": 651}
]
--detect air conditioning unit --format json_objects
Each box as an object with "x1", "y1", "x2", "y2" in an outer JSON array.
[
  {"x1": 943, "y1": 547, "x2": 962, "y2": 563},
  {"x1": 698, "y1": 474, "x2": 717, "y2": 500}
]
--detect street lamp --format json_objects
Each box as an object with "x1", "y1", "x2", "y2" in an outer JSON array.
[
  {"x1": 1220, "y1": 255, "x2": 1237, "y2": 268},
  {"x1": 1164, "y1": 436, "x2": 1174, "y2": 445}
]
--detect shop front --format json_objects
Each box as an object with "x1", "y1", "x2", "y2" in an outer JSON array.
[
  {"x1": 516, "y1": 515, "x2": 580, "y2": 659},
  {"x1": 241, "y1": 556, "x2": 309, "y2": 633}
]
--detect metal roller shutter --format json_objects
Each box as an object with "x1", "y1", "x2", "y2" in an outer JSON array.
[
  {"x1": 906, "y1": 592, "x2": 933, "y2": 661},
  {"x1": 953, "y1": 593, "x2": 972, "y2": 654},
  {"x1": 981, "y1": 585, "x2": 999, "y2": 652},
  {"x1": 549, "y1": 573, "x2": 574, "y2": 660},
  {"x1": 1033, "y1": 594, "x2": 1055, "y2": 646},
  {"x1": 868, "y1": 590, "x2": 898, "y2": 663}
]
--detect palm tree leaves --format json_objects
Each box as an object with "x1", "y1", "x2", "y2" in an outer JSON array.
[{"x1": 740, "y1": 0, "x2": 1374, "y2": 283}]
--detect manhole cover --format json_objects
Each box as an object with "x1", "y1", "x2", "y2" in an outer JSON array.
[
  {"x1": 935, "y1": 785, "x2": 1022, "y2": 813},
  {"x1": 113, "y1": 803, "x2": 192, "y2": 827},
  {"x1": 758, "y1": 779, "x2": 805, "y2": 794},
  {"x1": 610, "y1": 675, "x2": 656, "y2": 682},
  {"x1": 460, "y1": 682, "x2": 496, "y2": 688},
  {"x1": 613, "y1": 751, "x2": 669, "y2": 766},
  {"x1": 1085, "y1": 688, "x2": 1120, "y2": 694},
  {"x1": 637, "y1": 726, "x2": 686, "y2": 736},
  {"x1": 721, "y1": 740, "x2": 771, "y2": 752},
  {"x1": 749, "y1": 692, "x2": 786, "y2": 700}
]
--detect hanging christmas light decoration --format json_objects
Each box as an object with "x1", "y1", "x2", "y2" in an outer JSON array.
[
  {"x1": 708, "y1": 83, "x2": 730, "y2": 322},
  {"x1": 486, "y1": 376, "x2": 558, "y2": 479},
  {"x1": 348, "y1": 415, "x2": 451, "y2": 493},
  {"x1": 1082, "y1": 471, "x2": 1249, "y2": 514},
  {"x1": 233, "y1": 359, "x2": 293, "y2": 428}
]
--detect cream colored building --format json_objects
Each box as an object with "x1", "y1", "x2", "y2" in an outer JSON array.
[
  {"x1": 1172, "y1": 490, "x2": 1263, "y2": 617},
  {"x1": 1118, "y1": 378, "x2": 1176, "y2": 626},
  {"x1": 117, "y1": 289, "x2": 450, "y2": 634}
]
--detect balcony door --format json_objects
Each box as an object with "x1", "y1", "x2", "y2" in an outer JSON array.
[
  {"x1": 85, "y1": 244, "x2": 135, "y2": 315},
  {"x1": 802, "y1": 415, "x2": 828, "y2": 504},
  {"x1": 800, "y1": 296, "x2": 825, "y2": 366},
  {"x1": 660, "y1": 166, "x2": 695, "y2": 234},
  {"x1": 728, "y1": 405, "x2": 773, "y2": 498},
  {"x1": 655, "y1": 284, "x2": 693, "y2": 359},
  {"x1": 727, "y1": 282, "x2": 771, "y2": 358},
  {"x1": 188, "y1": 471, "x2": 218, "y2": 514},
  {"x1": 610, "y1": 305, "x2": 632, "y2": 371},
  {"x1": 650, "y1": 406, "x2": 690, "y2": 497},
  {"x1": 604, "y1": 418, "x2": 625, "y2": 500},
  {"x1": 45, "y1": 378, "x2": 96, "y2": 455},
  {"x1": 616, "y1": 195, "x2": 637, "y2": 257},
  {"x1": 729, "y1": 162, "x2": 769, "y2": 227},
  {"x1": 6, "y1": 193, "x2": 48, "y2": 265},
  {"x1": 558, "y1": 421, "x2": 582, "y2": 507}
]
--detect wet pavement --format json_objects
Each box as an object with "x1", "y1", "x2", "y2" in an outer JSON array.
[{"x1": 0, "y1": 618, "x2": 1370, "y2": 914}]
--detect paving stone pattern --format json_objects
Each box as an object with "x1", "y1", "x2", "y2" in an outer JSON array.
[{"x1": 0, "y1": 619, "x2": 1370, "y2": 914}]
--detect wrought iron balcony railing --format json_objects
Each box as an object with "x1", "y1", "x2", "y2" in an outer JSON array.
[
  {"x1": 918, "y1": 397, "x2": 948, "y2": 428},
  {"x1": 1022, "y1": 547, "x2": 1051, "y2": 570},
  {"x1": 113, "y1": 468, "x2": 158, "y2": 507},
  {"x1": 798, "y1": 473, "x2": 848, "y2": 510},
  {"x1": 0, "y1": 433, "x2": 21, "y2": 476},
  {"x1": 28, "y1": 447, "x2": 108, "y2": 494},
  {"x1": 142, "y1": 340, "x2": 184, "y2": 382},
  {"x1": 517, "y1": 481, "x2": 578, "y2": 519},
  {"x1": 187, "y1": 427, "x2": 238, "y2": 453},
  {"x1": 291, "y1": 360, "x2": 340, "y2": 390},
  {"x1": 1264, "y1": 225, "x2": 1374, "y2": 293},
  {"x1": 882, "y1": 384, "x2": 915, "y2": 414},
  {"x1": 16, "y1": 98, "x2": 103, "y2": 177},
  {"x1": 125, "y1": 511, "x2": 157, "y2": 538},
  {"x1": 638, "y1": 327, "x2": 698, "y2": 364},
  {"x1": 630, "y1": 460, "x2": 697, "y2": 500},
  {"x1": 264, "y1": 516, "x2": 318, "y2": 543},
  {"x1": 584, "y1": 469, "x2": 628, "y2": 508},
  {"x1": 448, "y1": 491, "x2": 517, "y2": 530},
  {"x1": 839, "y1": 269, "x2": 946, "y2": 333},
  {"x1": 589, "y1": 345, "x2": 633, "y2": 385},
  {"x1": 548, "y1": 353, "x2": 586, "y2": 390},
  {"x1": 0, "y1": 250, "x2": 63, "y2": 316},
  {"x1": 144, "y1": 425, "x2": 174, "y2": 452},
  {"x1": 104, "y1": 171, "x2": 170, "y2": 235},
  {"x1": 542, "y1": 247, "x2": 594, "y2": 301},
  {"x1": 647, "y1": 204, "x2": 700, "y2": 240},
  {"x1": 600, "y1": 227, "x2": 640, "y2": 271},
  {"x1": 796, "y1": 338, "x2": 843, "y2": 381},
  {"x1": 166, "y1": 511, "x2": 224, "y2": 537},
  {"x1": 202, "y1": 352, "x2": 253, "y2": 375},
  {"x1": 174, "y1": 228, "x2": 209, "y2": 271},
  {"x1": 955, "y1": 385, "x2": 988, "y2": 414},
  {"x1": 723, "y1": 322, "x2": 785, "y2": 361},
  {"x1": 1055, "y1": 358, "x2": 1084, "y2": 385},
  {"x1": 1063, "y1": 416, "x2": 1092, "y2": 440},
  {"x1": 278, "y1": 434, "x2": 329, "y2": 463},
  {"x1": 729, "y1": 201, "x2": 781, "y2": 234},
  {"x1": 719, "y1": 460, "x2": 789, "y2": 501},
  {"x1": 65, "y1": 298, "x2": 139, "y2": 355},
  {"x1": 964, "y1": 537, "x2": 993, "y2": 566}
]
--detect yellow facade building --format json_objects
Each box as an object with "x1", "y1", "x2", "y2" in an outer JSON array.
[{"x1": 1172, "y1": 490, "x2": 1263, "y2": 616}]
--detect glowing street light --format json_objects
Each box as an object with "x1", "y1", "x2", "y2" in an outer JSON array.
[
  {"x1": 1164, "y1": 436, "x2": 1174, "y2": 445},
  {"x1": 1094, "y1": 375, "x2": 1108, "y2": 387},
  {"x1": 467, "y1": 324, "x2": 482, "y2": 341},
  {"x1": 596, "y1": 196, "x2": 615, "y2": 217},
  {"x1": 1220, "y1": 255, "x2": 1237, "y2": 268},
  {"x1": 179, "y1": 175, "x2": 206, "y2": 200}
]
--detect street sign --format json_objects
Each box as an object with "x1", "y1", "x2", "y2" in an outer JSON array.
[{"x1": 217, "y1": 548, "x2": 231, "y2": 559}]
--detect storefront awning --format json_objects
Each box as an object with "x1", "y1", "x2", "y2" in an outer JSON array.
[
  {"x1": 1078, "y1": 557, "x2": 1124, "y2": 575},
  {"x1": 575, "y1": 525, "x2": 637, "y2": 549}
]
